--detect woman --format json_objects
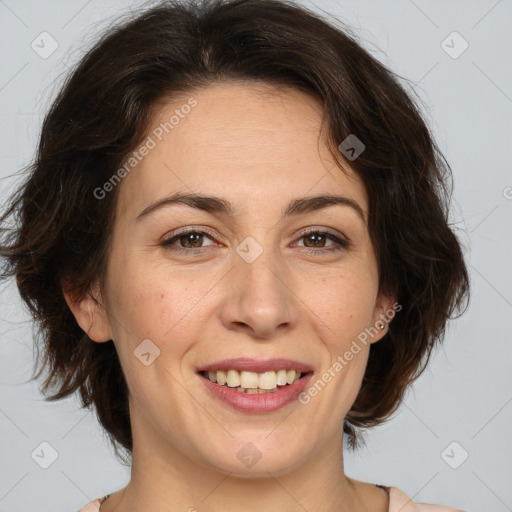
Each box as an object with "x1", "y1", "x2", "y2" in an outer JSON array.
[{"x1": 0, "y1": 0, "x2": 469, "y2": 510}]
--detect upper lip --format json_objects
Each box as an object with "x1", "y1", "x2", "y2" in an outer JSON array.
[{"x1": 197, "y1": 358, "x2": 314, "y2": 374}]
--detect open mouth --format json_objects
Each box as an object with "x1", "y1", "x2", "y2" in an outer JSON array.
[{"x1": 198, "y1": 369, "x2": 311, "y2": 394}]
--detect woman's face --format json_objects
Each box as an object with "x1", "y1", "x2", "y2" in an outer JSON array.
[{"x1": 74, "y1": 82, "x2": 393, "y2": 476}]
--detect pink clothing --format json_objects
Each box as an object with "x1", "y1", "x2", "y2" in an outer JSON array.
[{"x1": 77, "y1": 486, "x2": 464, "y2": 511}]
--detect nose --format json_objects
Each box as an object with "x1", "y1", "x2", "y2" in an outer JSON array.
[{"x1": 219, "y1": 241, "x2": 299, "y2": 340}]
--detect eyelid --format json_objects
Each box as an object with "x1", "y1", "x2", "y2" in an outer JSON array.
[
  {"x1": 160, "y1": 226, "x2": 352, "y2": 254},
  {"x1": 291, "y1": 226, "x2": 351, "y2": 250},
  {"x1": 161, "y1": 225, "x2": 349, "y2": 245},
  {"x1": 160, "y1": 226, "x2": 219, "y2": 245},
  {"x1": 295, "y1": 225, "x2": 349, "y2": 240}
]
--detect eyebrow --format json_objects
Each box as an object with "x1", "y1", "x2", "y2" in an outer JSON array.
[{"x1": 136, "y1": 192, "x2": 366, "y2": 223}]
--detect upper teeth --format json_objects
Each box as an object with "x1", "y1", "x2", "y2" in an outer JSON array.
[{"x1": 206, "y1": 369, "x2": 302, "y2": 389}]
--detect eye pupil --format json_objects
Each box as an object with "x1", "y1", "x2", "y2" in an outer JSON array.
[
  {"x1": 305, "y1": 233, "x2": 325, "y2": 247},
  {"x1": 181, "y1": 233, "x2": 202, "y2": 247},
  {"x1": 163, "y1": 229, "x2": 346, "y2": 255}
]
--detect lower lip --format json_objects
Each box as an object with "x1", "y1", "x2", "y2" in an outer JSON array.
[{"x1": 198, "y1": 372, "x2": 313, "y2": 413}]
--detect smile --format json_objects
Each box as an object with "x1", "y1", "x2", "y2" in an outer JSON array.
[
  {"x1": 200, "y1": 369, "x2": 304, "y2": 394},
  {"x1": 197, "y1": 369, "x2": 313, "y2": 413}
]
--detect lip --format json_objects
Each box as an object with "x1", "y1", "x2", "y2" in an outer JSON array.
[
  {"x1": 196, "y1": 358, "x2": 314, "y2": 373},
  {"x1": 197, "y1": 371, "x2": 313, "y2": 413}
]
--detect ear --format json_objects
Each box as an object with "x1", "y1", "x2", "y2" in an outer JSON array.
[
  {"x1": 369, "y1": 291, "x2": 399, "y2": 344},
  {"x1": 62, "y1": 280, "x2": 112, "y2": 342}
]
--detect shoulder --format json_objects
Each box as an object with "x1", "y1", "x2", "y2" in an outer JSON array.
[
  {"x1": 78, "y1": 488, "x2": 466, "y2": 512},
  {"x1": 77, "y1": 496, "x2": 107, "y2": 511},
  {"x1": 388, "y1": 486, "x2": 465, "y2": 512}
]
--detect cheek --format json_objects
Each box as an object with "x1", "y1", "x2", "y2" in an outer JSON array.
[
  {"x1": 105, "y1": 261, "x2": 213, "y2": 361},
  {"x1": 307, "y1": 269, "x2": 378, "y2": 346},
  {"x1": 306, "y1": 275, "x2": 376, "y2": 412}
]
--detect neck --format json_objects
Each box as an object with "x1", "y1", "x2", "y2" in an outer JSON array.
[{"x1": 101, "y1": 404, "x2": 386, "y2": 512}]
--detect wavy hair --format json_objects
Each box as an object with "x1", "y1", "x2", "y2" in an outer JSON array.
[{"x1": 0, "y1": 0, "x2": 469, "y2": 464}]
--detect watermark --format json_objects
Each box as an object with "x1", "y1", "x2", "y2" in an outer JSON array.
[
  {"x1": 298, "y1": 302, "x2": 401, "y2": 404},
  {"x1": 237, "y1": 442, "x2": 263, "y2": 468},
  {"x1": 134, "y1": 338, "x2": 161, "y2": 366},
  {"x1": 338, "y1": 134, "x2": 365, "y2": 161},
  {"x1": 31, "y1": 31, "x2": 59, "y2": 59},
  {"x1": 503, "y1": 186, "x2": 512, "y2": 200},
  {"x1": 31, "y1": 441, "x2": 59, "y2": 469},
  {"x1": 441, "y1": 31, "x2": 469, "y2": 60},
  {"x1": 236, "y1": 236, "x2": 264, "y2": 263},
  {"x1": 441, "y1": 441, "x2": 469, "y2": 469},
  {"x1": 93, "y1": 97, "x2": 198, "y2": 200}
]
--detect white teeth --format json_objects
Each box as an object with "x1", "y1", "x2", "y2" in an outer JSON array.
[
  {"x1": 240, "y1": 371, "x2": 259, "y2": 388},
  {"x1": 226, "y1": 369, "x2": 240, "y2": 388},
  {"x1": 237, "y1": 387, "x2": 278, "y2": 394},
  {"x1": 203, "y1": 368, "x2": 304, "y2": 392},
  {"x1": 286, "y1": 369, "x2": 298, "y2": 384},
  {"x1": 276, "y1": 369, "x2": 288, "y2": 385},
  {"x1": 216, "y1": 370, "x2": 226, "y2": 386},
  {"x1": 258, "y1": 371, "x2": 277, "y2": 390}
]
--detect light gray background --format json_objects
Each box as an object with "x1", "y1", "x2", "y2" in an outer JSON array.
[{"x1": 0, "y1": 1, "x2": 511, "y2": 511}]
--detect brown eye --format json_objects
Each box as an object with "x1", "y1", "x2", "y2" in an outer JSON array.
[
  {"x1": 294, "y1": 230, "x2": 350, "y2": 255},
  {"x1": 161, "y1": 229, "x2": 216, "y2": 251},
  {"x1": 303, "y1": 233, "x2": 329, "y2": 248},
  {"x1": 177, "y1": 232, "x2": 204, "y2": 248}
]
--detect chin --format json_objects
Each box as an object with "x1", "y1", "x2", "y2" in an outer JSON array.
[{"x1": 200, "y1": 442, "x2": 307, "y2": 478}]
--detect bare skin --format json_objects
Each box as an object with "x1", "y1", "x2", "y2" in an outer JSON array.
[{"x1": 65, "y1": 82, "x2": 394, "y2": 512}]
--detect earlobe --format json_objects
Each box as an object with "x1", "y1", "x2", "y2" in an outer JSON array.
[
  {"x1": 370, "y1": 292, "x2": 398, "y2": 344},
  {"x1": 62, "y1": 281, "x2": 112, "y2": 342}
]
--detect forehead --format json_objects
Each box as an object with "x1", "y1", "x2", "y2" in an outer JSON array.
[{"x1": 117, "y1": 82, "x2": 367, "y2": 219}]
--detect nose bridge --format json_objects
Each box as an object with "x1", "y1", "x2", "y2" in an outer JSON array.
[
  {"x1": 238, "y1": 234, "x2": 283, "y2": 292},
  {"x1": 223, "y1": 232, "x2": 297, "y2": 337}
]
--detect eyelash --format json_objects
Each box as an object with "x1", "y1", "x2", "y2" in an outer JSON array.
[{"x1": 160, "y1": 227, "x2": 350, "y2": 256}]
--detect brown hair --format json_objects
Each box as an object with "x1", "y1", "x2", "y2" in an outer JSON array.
[{"x1": 0, "y1": 0, "x2": 469, "y2": 464}]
